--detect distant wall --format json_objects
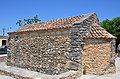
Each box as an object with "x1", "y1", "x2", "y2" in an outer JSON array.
[
  {"x1": 0, "y1": 55, "x2": 7, "y2": 62},
  {"x1": 83, "y1": 39, "x2": 116, "y2": 75}
]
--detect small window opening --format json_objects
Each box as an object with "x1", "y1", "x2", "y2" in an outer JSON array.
[{"x1": 2, "y1": 40, "x2": 6, "y2": 46}]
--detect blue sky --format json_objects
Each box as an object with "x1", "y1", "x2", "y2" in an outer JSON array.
[{"x1": 0, "y1": 0, "x2": 120, "y2": 35}]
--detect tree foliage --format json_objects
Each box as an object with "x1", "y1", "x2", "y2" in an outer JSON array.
[
  {"x1": 100, "y1": 17, "x2": 120, "y2": 47},
  {"x1": 16, "y1": 15, "x2": 41, "y2": 27}
]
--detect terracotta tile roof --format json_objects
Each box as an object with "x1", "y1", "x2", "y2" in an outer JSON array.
[
  {"x1": 12, "y1": 14, "x2": 86, "y2": 33},
  {"x1": 9, "y1": 13, "x2": 116, "y2": 39},
  {"x1": 84, "y1": 24, "x2": 116, "y2": 39}
]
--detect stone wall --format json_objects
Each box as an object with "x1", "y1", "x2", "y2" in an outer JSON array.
[
  {"x1": 7, "y1": 29, "x2": 72, "y2": 75},
  {"x1": 68, "y1": 13, "x2": 100, "y2": 75},
  {"x1": 0, "y1": 55, "x2": 7, "y2": 62},
  {"x1": 83, "y1": 39, "x2": 116, "y2": 75}
]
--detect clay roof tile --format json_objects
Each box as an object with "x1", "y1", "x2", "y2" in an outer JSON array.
[{"x1": 9, "y1": 13, "x2": 116, "y2": 39}]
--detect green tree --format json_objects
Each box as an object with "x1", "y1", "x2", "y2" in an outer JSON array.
[
  {"x1": 100, "y1": 17, "x2": 120, "y2": 47},
  {"x1": 16, "y1": 15, "x2": 41, "y2": 27}
]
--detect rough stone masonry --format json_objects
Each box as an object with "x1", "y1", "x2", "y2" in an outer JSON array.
[{"x1": 6, "y1": 12, "x2": 116, "y2": 79}]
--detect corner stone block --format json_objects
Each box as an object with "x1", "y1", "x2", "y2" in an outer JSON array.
[
  {"x1": 71, "y1": 27, "x2": 79, "y2": 33},
  {"x1": 67, "y1": 61, "x2": 80, "y2": 71}
]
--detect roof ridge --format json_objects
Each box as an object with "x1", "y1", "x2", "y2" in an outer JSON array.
[{"x1": 30, "y1": 12, "x2": 96, "y2": 26}]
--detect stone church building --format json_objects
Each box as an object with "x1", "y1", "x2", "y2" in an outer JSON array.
[{"x1": 7, "y1": 12, "x2": 116, "y2": 78}]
